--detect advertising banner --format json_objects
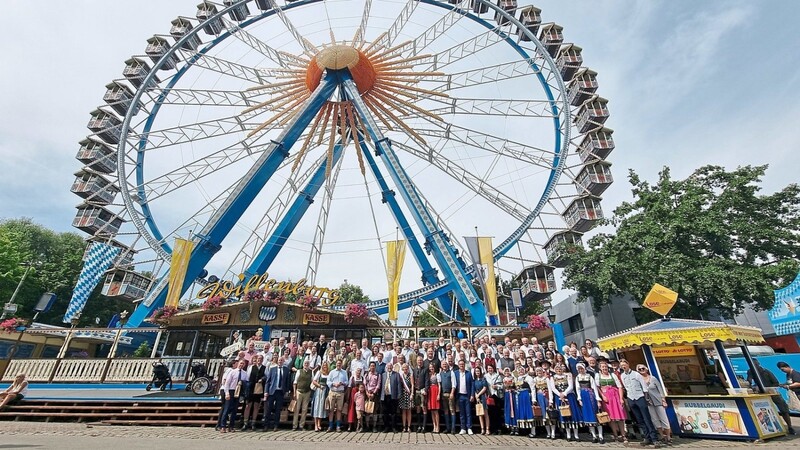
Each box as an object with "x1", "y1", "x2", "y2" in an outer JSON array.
[{"x1": 672, "y1": 398, "x2": 746, "y2": 437}]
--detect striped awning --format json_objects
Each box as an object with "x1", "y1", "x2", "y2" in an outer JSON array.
[{"x1": 598, "y1": 318, "x2": 765, "y2": 352}]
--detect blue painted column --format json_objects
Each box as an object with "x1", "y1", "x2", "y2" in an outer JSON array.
[{"x1": 714, "y1": 339, "x2": 740, "y2": 388}]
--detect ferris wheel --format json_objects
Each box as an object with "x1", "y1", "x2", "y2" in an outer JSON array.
[{"x1": 70, "y1": 0, "x2": 614, "y2": 328}]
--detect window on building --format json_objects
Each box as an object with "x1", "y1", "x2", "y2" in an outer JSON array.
[{"x1": 565, "y1": 314, "x2": 584, "y2": 334}]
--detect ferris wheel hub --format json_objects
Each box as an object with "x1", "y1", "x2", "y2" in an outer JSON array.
[{"x1": 306, "y1": 45, "x2": 376, "y2": 95}]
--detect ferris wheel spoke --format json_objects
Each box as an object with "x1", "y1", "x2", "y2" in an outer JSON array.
[
  {"x1": 221, "y1": 17, "x2": 307, "y2": 68},
  {"x1": 414, "y1": 120, "x2": 556, "y2": 169},
  {"x1": 149, "y1": 88, "x2": 253, "y2": 107},
  {"x1": 352, "y1": 0, "x2": 373, "y2": 47},
  {"x1": 376, "y1": 1, "x2": 466, "y2": 58},
  {"x1": 425, "y1": 97, "x2": 559, "y2": 118},
  {"x1": 416, "y1": 27, "x2": 506, "y2": 72},
  {"x1": 305, "y1": 152, "x2": 346, "y2": 284},
  {"x1": 189, "y1": 52, "x2": 272, "y2": 84},
  {"x1": 223, "y1": 150, "x2": 328, "y2": 280},
  {"x1": 427, "y1": 59, "x2": 544, "y2": 92},
  {"x1": 364, "y1": 0, "x2": 419, "y2": 52},
  {"x1": 393, "y1": 141, "x2": 530, "y2": 222},
  {"x1": 266, "y1": 0, "x2": 318, "y2": 57}
]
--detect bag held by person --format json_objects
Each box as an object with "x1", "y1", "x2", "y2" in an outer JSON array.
[
  {"x1": 253, "y1": 382, "x2": 264, "y2": 395},
  {"x1": 559, "y1": 404, "x2": 572, "y2": 417},
  {"x1": 475, "y1": 402, "x2": 485, "y2": 416},
  {"x1": 288, "y1": 398, "x2": 297, "y2": 413},
  {"x1": 596, "y1": 411, "x2": 610, "y2": 424},
  {"x1": 533, "y1": 405, "x2": 542, "y2": 417},
  {"x1": 365, "y1": 400, "x2": 375, "y2": 414},
  {"x1": 788, "y1": 391, "x2": 800, "y2": 412},
  {"x1": 233, "y1": 381, "x2": 242, "y2": 399},
  {"x1": 486, "y1": 396, "x2": 495, "y2": 406},
  {"x1": 547, "y1": 407, "x2": 560, "y2": 421}
]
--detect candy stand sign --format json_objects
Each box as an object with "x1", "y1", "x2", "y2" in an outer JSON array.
[{"x1": 671, "y1": 399, "x2": 746, "y2": 437}]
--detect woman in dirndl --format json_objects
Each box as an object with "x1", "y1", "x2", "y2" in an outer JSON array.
[
  {"x1": 311, "y1": 364, "x2": 330, "y2": 431},
  {"x1": 502, "y1": 367, "x2": 518, "y2": 433},
  {"x1": 549, "y1": 363, "x2": 581, "y2": 441},
  {"x1": 595, "y1": 360, "x2": 627, "y2": 443},
  {"x1": 427, "y1": 363, "x2": 441, "y2": 432},
  {"x1": 530, "y1": 366, "x2": 550, "y2": 438},
  {"x1": 346, "y1": 367, "x2": 363, "y2": 431},
  {"x1": 576, "y1": 363, "x2": 604, "y2": 443},
  {"x1": 515, "y1": 369, "x2": 535, "y2": 437}
]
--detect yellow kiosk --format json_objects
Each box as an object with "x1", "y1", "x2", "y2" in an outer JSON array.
[{"x1": 598, "y1": 284, "x2": 788, "y2": 442}]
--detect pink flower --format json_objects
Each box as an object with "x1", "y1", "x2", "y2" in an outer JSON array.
[
  {"x1": 202, "y1": 295, "x2": 225, "y2": 311},
  {"x1": 527, "y1": 314, "x2": 550, "y2": 331},
  {"x1": 344, "y1": 303, "x2": 368, "y2": 323}
]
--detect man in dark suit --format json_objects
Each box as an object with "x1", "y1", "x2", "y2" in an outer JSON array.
[
  {"x1": 315, "y1": 334, "x2": 328, "y2": 359},
  {"x1": 380, "y1": 362, "x2": 402, "y2": 432},
  {"x1": 263, "y1": 356, "x2": 291, "y2": 431},
  {"x1": 242, "y1": 355, "x2": 266, "y2": 430},
  {"x1": 453, "y1": 359, "x2": 475, "y2": 434}
]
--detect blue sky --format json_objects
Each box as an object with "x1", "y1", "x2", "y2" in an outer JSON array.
[{"x1": 1, "y1": 0, "x2": 799, "y2": 309}]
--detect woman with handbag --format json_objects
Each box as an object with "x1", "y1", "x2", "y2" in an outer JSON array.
[
  {"x1": 502, "y1": 367, "x2": 518, "y2": 434},
  {"x1": 576, "y1": 363, "x2": 605, "y2": 443},
  {"x1": 473, "y1": 366, "x2": 490, "y2": 435},
  {"x1": 533, "y1": 366, "x2": 555, "y2": 439},
  {"x1": 639, "y1": 365, "x2": 672, "y2": 445},
  {"x1": 550, "y1": 363, "x2": 580, "y2": 441},
  {"x1": 484, "y1": 364, "x2": 502, "y2": 435},
  {"x1": 596, "y1": 360, "x2": 627, "y2": 443},
  {"x1": 311, "y1": 364, "x2": 330, "y2": 432}
]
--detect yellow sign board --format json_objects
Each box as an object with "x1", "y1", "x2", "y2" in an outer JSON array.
[
  {"x1": 643, "y1": 283, "x2": 678, "y2": 316},
  {"x1": 196, "y1": 272, "x2": 340, "y2": 305},
  {"x1": 302, "y1": 312, "x2": 330, "y2": 325},
  {"x1": 651, "y1": 345, "x2": 696, "y2": 358}
]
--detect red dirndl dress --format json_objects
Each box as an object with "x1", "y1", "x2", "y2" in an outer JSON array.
[
  {"x1": 427, "y1": 383, "x2": 441, "y2": 410},
  {"x1": 347, "y1": 385, "x2": 358, "y2": 423}
]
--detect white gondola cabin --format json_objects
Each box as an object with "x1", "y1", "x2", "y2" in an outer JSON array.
[
  {"x1": 469, "y1": 0, "x2": 489, "y2": 14},
  {"x1": 170, "y1": 18, "x2": 202, "y2": 51},
  {"x1": 538, "y1": 23, "x2": 563, "y2": 57},
  {"x1": 145, "y1": 36, "x2": 179, "y2": 71},
  {"x1": 87, "y1": 108, "x2": 122, "y2": 144},
  {"x1": 494, "y1": 0, "x2": 517, "y2": 25},
  {"x1": 71, "y1": 170, "x2": 119, "y2": 205},
  {"x1": 223, "y1": 0, "x2": 250, "y2": 21},
  {"x1": 103, "y1": 81, "x2": 140, "y2": 117},
  {"x1": 543, "y1": 231, "x2": 583, "y2": 268},
  {"x1": 122, "y1": 58, "x2": 160, "y2": 89},
  {"x1": 514, "y1": 264, "x2": 557, "y2": 302},
  {"x1": 567, "y1": 68, "x2": 598, "y2": 106},
  {"x1": 575, "y1": 161, "x2": 613, "y2": 196},
  {"x1": 76, "y1": 138, "x2": 116, "y2": 174},
  {"x1": 574, "y1": 95, "x2": 609, "y2": 133},
  {"x1": 562, "y1": 195, "x2": 603, "y2": 232},
  {"x1": 102, "y1": 270, "x2": 151, "y2": 302},
  {"x1": 556, "y1": 44, "x2": 583, "y2": 81},
  {"x1": 577, "y1": 127, "x2": 615, "y2": 162},
  {"x1": 197, "y1": 2, "x2": 222, "y2": 35},
  {"x1": 517, "y1": 6, "x2": 542, "y2": 41},
  {"x1": 73, "y1": 205, "x2": 123, "y2": 236}
]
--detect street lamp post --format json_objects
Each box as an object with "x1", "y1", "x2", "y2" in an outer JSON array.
[
  {"x1": 2, "y1": 262, "x2": 34, "y2": 320},
  {"x1": 109, "y1": 310, "x2": 129, "y2": 358}
]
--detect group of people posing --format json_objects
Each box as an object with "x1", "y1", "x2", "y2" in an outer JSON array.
[{"x1": 215, "y1": 334, "x2": 671, "y2": 447}]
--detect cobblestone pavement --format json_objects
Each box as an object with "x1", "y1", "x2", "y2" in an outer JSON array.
[{"x1": 0, "y1": 421, "x2": 798, "y2": 450}]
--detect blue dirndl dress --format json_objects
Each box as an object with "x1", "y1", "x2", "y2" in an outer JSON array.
[
  {"x1": 515, "y1": 378, "x2": 534, "y2": 428},
  {"x1": 533, "y1": 377, "x2": 550, "y2": 425},
  {"x1": 576, "y1": 374, "x2": 598, "y2": 425},
  {"x1": 553, "y1": 375, "x2": 581, "y2": 426},
  {"x1": 503, "y1": 377, "x2": 516, "y2": 427}
]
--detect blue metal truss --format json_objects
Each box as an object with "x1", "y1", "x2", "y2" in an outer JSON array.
[
  {"x1": 341, "y1": 76, "x2": 488, "y2": 325},
  {"x1": 126, "y1": 70, "x2": 342, "y2": 327}
]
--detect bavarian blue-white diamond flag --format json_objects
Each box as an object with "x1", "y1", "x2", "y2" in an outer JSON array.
[{"x1": 63, "y1": 242, "x2": 120, "y2": 323}]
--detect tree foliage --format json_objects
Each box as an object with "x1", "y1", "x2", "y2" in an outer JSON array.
[
  {"x1": 563, "y1": 165, "x2": 800, "y2": 319},
  {"x1": 412, "y1": 301, "x2": 447, "y2": 337},
  {"x1": 0, "y1": 218, "x2": 130, "y2": 327},
  {"x1": 337, "y1": 282, "x2": 370, "y2": 304}
]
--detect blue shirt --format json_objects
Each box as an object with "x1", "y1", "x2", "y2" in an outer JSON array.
[{"x1": 327, "y1": 368, "x2": 349, "y2": 392}]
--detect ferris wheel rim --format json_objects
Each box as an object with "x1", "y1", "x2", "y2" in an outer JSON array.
[{"x1": 116, "y1": 0, "x2": 571, "y2": 279}]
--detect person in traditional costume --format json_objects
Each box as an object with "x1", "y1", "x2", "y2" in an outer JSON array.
[
  {"x1": 549, "y1": 363, "x2": 581, "y2": 441},
  {"x1": 576, "y1": 363, "x2": 604, "y2": 443}
]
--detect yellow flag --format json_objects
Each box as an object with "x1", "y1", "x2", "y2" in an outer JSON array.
[
  {"x1": 385, "y1": 240, "x2": 406, "y2": 322},
  {"x1": 479, "y1": 237, "x2": 499, "y2": 316},
  {"x1": 643, "y1": 283, "x2": 678, "y2": 316},
  {"x1": 165, "y1": 238, "x2": 194, "y2": 308}
]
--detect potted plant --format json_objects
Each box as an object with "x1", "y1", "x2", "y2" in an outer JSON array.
[
  {"x1": 527, "y1": 314, "x2": 551, "y2": 332},
  {"x1": 244, "y1": 288, "x2": 265, "y2": 303},
  {"x1": 202, "y1": 295, "x2": 224, "y2": 311},
  {"x1": 1, "y1": 317, "x2": 26, "y2": 334},
  {"x1": 344, "y1": 303, "x2": 368, "y2": 323},
  {"x1": 297, "y1": 294, "x2": 319, "y2": 311},
  {"x1": 263, "y1": 289, "x2": 285, "y2": 306},
  {"x1": 150, "y1": 305, "x2": 179, "y2": 324}
]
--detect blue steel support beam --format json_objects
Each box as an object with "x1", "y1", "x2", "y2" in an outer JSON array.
[
  {"x1": 126, "y1": 71, "x2": 341, "y2": 327},
  {"x1": 244, "y1": 142, "x2": 345, "y2": 278},
  {"x1": 355, "y1": 134, "x2": 453, "y2": 315},
  {"x1": 341, "y1": 77, "x2": 487, "y2": 325}
]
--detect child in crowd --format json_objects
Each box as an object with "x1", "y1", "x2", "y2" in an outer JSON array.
[{"x1": 355, "y1": 383, "x2": 367, "y2": 432}]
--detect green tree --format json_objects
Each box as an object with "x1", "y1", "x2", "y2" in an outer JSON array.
[
  {"x1": 412, "y1": 302, "x2": 447, "y2": 337},
  {"x1": 563, "y1": 165, "x2": 800, "y2": 319},
  {"x1": 337, "y1": 282, "x2": 370, "y2": 304},
  {"x1": 132, "y1": 341, "x2": 151, "y2": 357},
  {"x1": 0, "y1": 218, "x2": 130, "y2": 327}
]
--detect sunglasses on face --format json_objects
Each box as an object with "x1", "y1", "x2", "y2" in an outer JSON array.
[{"x1": 637, "y1": 368, "x2": 646, "y2": 371}]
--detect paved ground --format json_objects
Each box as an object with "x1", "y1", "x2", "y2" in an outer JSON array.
[{"x1": 0, "y1": 421, "x2": 798, "y2": 450}]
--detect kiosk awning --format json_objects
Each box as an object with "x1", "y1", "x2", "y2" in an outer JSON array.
[{"x1": 598, "y1": 318, "x2": 765, "y2": 352}]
